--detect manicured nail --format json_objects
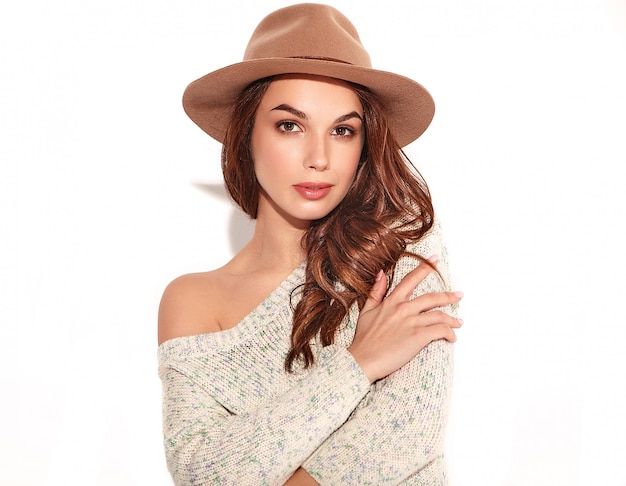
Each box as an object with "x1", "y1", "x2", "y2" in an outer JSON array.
[
  {"x1": 454, "y1": 291, "x2": 464, "y2": 298},
  {"x1": 375, "y1": 269, "x2": 384, "y2": 282},
  {"x1": 427, "y1": 255, "x2": 439, "y2": 263},
  {"x1": 458, "y1": 318, "x2": 464, "y2": 326}
]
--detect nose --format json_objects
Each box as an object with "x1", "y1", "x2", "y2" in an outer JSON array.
[{"x1": 304, "y1": 133, "x2": 329, "y2": 171}]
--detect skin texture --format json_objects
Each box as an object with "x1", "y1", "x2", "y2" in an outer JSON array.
[{"x1": 158, "y1": 76, "x2": 463, "y2": 485}]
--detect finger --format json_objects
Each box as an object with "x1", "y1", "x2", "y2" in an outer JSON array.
[
  {"x1": 439, "y1": 325, "x2": 458, "y2": 343},
  {"x1": 416, "y1": 323, "x2": 458, "y2": 344},
  {"x1": 387, "y1": 257, "x2": 438, "y2": 302},
  {"x1": 361, "y1": 270, "x2": 388, "y2": 314},
  {"x1": 407, "y1": 290, "x2": 463, "y2": 314},
  {"x1": 407, "y1": 309, "x2": 462, "y2": 329}
]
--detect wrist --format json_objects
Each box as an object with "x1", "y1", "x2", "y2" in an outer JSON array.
[{"x1": 347, "y1": 346, "x2": 377, "y2": 384}]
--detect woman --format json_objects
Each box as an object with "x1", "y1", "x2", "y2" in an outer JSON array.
[{"x1": 158, "y1": 4, "x2": 463, "y2": 485}]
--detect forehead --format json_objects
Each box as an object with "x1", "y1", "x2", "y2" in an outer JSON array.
[{"x1": 260, "y1": 75, "x2": 363, "y2": 114}]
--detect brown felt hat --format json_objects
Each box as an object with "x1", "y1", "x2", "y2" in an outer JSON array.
[{"x1": 183, "y1": 3, "x2": 435, "y2": 147}]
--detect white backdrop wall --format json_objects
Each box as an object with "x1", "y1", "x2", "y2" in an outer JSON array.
[{"x1": 1, "y1": 1, "x2": 625, "y2": 485}]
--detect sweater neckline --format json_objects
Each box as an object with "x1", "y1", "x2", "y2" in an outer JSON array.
[{"x1": 157, "y1": 261, "x2": 306, "y2": 357}]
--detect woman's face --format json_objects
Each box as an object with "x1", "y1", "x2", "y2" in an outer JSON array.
[{"x1": 251, "y1": 75, "x2": 364, "y2": 227}]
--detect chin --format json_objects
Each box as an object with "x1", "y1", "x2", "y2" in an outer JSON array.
[
  {"x1": 297, "y1": 208, "x2": 338, "y2": 223},
  {"x1": 271, "y1": 196, "x2": 343, "y2": 226}
]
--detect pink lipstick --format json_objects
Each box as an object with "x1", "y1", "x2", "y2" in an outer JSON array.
[{"x1": 293, "y1": 183, "x2": 333, "y2": 200}]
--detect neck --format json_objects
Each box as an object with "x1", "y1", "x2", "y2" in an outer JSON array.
[
  {"x1": 233, "y1": 194, "x2": 310, "y2": 272},
  {"x1": 244, "y1": 217, "x2": 306, "y2": 270}
]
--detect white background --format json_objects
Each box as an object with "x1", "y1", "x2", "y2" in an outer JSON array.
[{"x1": 1, "y1": 0, "x2": 625, "y2": 485}]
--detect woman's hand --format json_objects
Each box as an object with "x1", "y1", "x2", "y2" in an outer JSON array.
[{"x1": 348, "y1": 256, "x2": 463, "y2": 383}]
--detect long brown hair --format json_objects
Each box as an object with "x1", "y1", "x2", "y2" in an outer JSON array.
[{"x1": 221, "y1": 76, "x2": 434, "y2": 371}]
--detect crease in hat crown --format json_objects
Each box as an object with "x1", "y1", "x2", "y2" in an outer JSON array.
[
  {"x1": 243, "y1": 4, "x2": 372, "y2": 67},
  {"x1": 182, "y1": 3, "x2": 435, "y2": 147}
]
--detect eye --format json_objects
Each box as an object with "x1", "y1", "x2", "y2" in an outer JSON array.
[
  {"x1": 331, "y1": 126, "x2": 354, "y2": 138},
  {"x1": 277, "y1": 121, "x2": 302, "y2": 133}
]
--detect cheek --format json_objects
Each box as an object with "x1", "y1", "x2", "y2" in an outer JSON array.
[
  {"x1": 252, "y1": 141, "x2": 281, "y2": 180},
  {"x1": 346, "y1": 133, "x2": 364, "y2": 169},
  {"x1": 251, "y1": 138, "x2": 294, "y2": 194},
  {"x1": 251, "y1": 126, "x2": 275, "y2": 177},
  {"x1": 253, "y1": 133, "x2": 302, "y2": 179},
  {"x1": 344, "y1": 147, "x2": 363, "y2": 178}
]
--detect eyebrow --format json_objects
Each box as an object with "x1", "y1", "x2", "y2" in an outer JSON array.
[{"x1": 271, "y1": 104, "x2": 363, "y2": 124}]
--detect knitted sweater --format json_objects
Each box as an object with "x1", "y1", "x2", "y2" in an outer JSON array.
[{"x1": 158, "y1": 219, "x2": 457, "y2": 485}]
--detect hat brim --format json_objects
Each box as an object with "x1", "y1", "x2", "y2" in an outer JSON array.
[{"x1": 182, "y1": 58, "x2": 435, "y2": 147}]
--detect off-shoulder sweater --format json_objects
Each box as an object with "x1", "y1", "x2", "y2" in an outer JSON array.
[{"x1": 158, "y1": 219, "x2": 457, "y2": 485}]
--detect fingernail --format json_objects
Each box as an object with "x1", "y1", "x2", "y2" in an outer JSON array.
[
  {"x1": 427, "y1": 255, "x2": 439, "y2": 263},
  {"x1": 458, "y1": 318, "x2": 464, "y2": 326},
  {"x1": 454, "y1": 291, "x2": 464, "y2": 298},
  {"x1": 375, "y1": 269, "x2": 384, "y2": 282}
]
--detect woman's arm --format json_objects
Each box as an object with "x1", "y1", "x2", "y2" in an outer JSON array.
[
  {"x1": 160, "y1": 345, "x2": 370, "y2": 486},
  {"x1": 303, "y1": 223, "x2": 459, "y2": 484},
  {"x1": 304, "y1": 341, "x2": 454, "y2": 484}
]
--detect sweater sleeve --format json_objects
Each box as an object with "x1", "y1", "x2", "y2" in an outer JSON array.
[
  {"x1": 302, "y1": 222, "x2": 457, "y2": 485},
  {"x1": 159, "y1": 344, "x2": 371, "y2": 486}
]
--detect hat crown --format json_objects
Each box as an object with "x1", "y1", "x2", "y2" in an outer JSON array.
[{"x1": 243, "y1": 4, "x2": 371, "y2": 68}]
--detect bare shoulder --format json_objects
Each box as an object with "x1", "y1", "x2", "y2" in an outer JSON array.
[
  {"x1": 157, "y1": 270, "x2": 224, "y2": 345},
  {"x1": 158, "y1": 256, "x2": 301, "y2": 346}
]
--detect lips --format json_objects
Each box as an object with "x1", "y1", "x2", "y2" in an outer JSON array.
[{"x1": 293, "y1": 183, "x2": 333, "y2": 200}]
